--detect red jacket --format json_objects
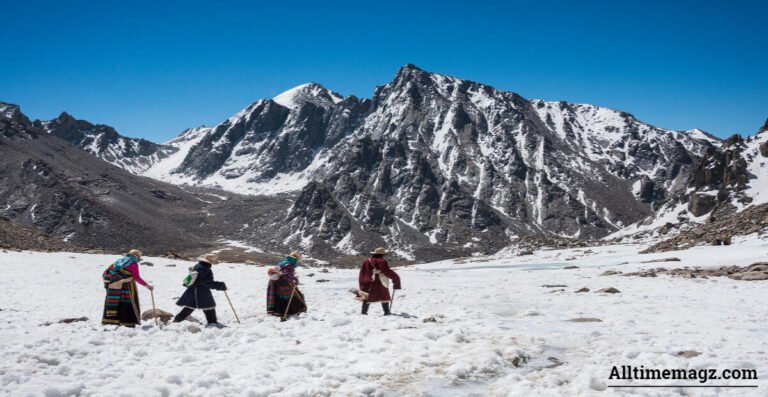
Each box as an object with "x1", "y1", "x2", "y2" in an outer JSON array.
[{"x1": 359, "y1": 257, "x2": 401, "y2": 303}]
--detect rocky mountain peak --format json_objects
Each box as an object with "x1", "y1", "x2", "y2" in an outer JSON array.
[
  {"x1": 758, "y1": 117, "x2": 768, "y2": 135},
  {"x1": 721, "y1": 134, "x2": 745, "y2": 148},
  {"x1": 55, "y1": 111, "x2": 76, "y2": 123},
  {"x1": 0, "y1": 102, "x2": 25, "y2": 122},
  {"x1": 392, "y1": 63, "x2": 428, "y2": 81},
  {"x1": 43, "y1": 113, "x2": 119, "y2": 144},
  {"x1": 272, "y1": 82, "x2": 343, "y2": 110},
  {"x1": 399, "y1": 63, "x2": 423, "y2": 72},
  {"x1": 0, "y1": 102, "x2": 36, "y2": 139},
  {"x1": 374, "y1": 64, "x2": 457, "y2": 108}
]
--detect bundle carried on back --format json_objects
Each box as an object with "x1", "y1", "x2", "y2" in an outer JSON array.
[
  {"x1": 182, "y1": 267, "x2": 198, "y2": 287},
  {"x1": 267, "y1": 266, "x2": 281, "y2": 281}
]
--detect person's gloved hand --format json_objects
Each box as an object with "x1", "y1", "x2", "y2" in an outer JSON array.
[
  {"x1": 221, "y1": 282, "x2": 228, "y2": 291},
  {"x1": 147, "y1": 284, "x2": 155, "y2": 291}
]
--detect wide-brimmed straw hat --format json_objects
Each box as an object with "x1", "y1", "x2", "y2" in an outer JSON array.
[
  {"x1": 370, "y1": 247, "x2": 387, "y2": 255},
  {"x1": 288, "y1": 251, "x2": 302, "y2": 260},
  {"x1": 128, "y1": 249, "x2": 143, "y2": 259},
  {"x1": 198, "y1": 253, "x2": 220, "y2": 264}
]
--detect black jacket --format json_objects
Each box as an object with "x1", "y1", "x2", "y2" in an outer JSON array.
[{"x1": 176, "y1": 262, "x2": 225, "y2": 309}]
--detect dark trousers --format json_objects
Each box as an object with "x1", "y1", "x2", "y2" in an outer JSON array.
[
  {"x1": 362, "y1": 301, "x2": 391, "y2": 315},
  {"x1": 174, "y1": 307, "x2": 218, "y2": 324}
]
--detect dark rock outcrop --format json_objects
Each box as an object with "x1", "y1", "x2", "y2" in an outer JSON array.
[{"x1": 689, "y1": 135, "x2": 748, "y2": 191}]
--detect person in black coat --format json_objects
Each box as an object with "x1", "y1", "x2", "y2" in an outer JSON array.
[{"x1": 173, "y1": 253, "x2": 227, "y2": 327}]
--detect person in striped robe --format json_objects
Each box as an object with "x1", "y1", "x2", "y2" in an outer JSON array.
[
  {"x1": 266, "y1": 252, "x2": 307, "y2": 320},
  {"x1": 101, "y1": 249, "x2": 154, "y2": 327}
]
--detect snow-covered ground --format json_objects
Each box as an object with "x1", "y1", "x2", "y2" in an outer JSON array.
[{"x1": 1, "y1": 238, "x2": 767, "y2": 396}]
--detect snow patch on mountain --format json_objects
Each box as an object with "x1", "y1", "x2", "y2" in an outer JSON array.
[
  {"x1": 686, "y1": 128, "x2": 721, "y2": 144},
  {"x1": 1, "y1": 103, "x2": 19, "y2": 119},
  {"x1": 273, "y1": 83, "x2": 343, "y2": 110},
  {"x1": 143, "y1": 127, "x2": 210, "y2": 183},
  {"x1": 741, "y1": 131, "x2": 768, "y2": 207}
]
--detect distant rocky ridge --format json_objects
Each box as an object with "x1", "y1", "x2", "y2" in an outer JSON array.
[{"x1": 37, "y1": 112, "x2": 177, "y2": 173}]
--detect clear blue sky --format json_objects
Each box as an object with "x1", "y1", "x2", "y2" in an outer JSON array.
[{"x1": 2, "y1": 0, "x2": 766, "y2": 141}]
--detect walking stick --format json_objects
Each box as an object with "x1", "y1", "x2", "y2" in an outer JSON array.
[
  {"x1": 282, "y1": 282, "x2": 298, "y2": 321},
  {"x1": 150, "y1": 288, "x2": 158, "y2": 326},
  {"x1": 390, "y1": 289, "x2": 397, "y2": 312},
  {"x1": 224, "y1": 290, "x2": 241, "y2": 324}
]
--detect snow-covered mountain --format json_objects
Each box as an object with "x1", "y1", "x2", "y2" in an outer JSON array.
[
  {"x1": 129, "y1": 65, "x2": 723, "y2": 258},
  {"x1": 142, "y1": 82, "x2": 370, "y2": 194},
  {"x1": 36, "y1": 112, "x2": 177, "y2": 173},
  {"x1": 11, "y1": 66, "x2": 765, "y2": 261}
]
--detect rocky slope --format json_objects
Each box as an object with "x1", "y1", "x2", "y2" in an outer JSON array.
[
  {"x1": 0, "y1": 102, "x2": 290, "y2": 260},
  {"x1": 0, "y1": 214, "x2": 82, "y2": 252},
  {"x1": 612, "y1": 118, "x2": 768, "y2": 242},
  {"x1": 642, "y1": 202, "x2": 768, "y2": 252}
]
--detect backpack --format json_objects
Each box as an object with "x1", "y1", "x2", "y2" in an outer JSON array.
[{"x1": 183, "y1": 267, "x2": 198, "y2": 287}]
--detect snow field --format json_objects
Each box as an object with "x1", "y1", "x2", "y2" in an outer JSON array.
[{"x1": 1, "y1": 239, "x2": 767, "y2": 396}]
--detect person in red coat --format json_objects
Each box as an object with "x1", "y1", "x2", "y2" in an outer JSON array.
[{"x1": 358, "y1": 247, "x2": 401, "y2": 315}]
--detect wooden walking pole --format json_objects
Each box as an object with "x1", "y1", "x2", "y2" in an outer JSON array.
[
  {"x1": 224, "y1": 290, "x2": 241, "y2": 324},
  {"x1": 282, "y1": 282, "x2": 298, "y2": 321},
  {"x1": 150, "y1": 288, "x2": 159, "y2": 326}
]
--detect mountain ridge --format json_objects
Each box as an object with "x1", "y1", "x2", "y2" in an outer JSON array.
[
  {"x1": 4, "y1": 65, "x2": 765, "y2": 261},
  {"x1": 128, "y1": 64, "x2": 722, "y2": 257}
]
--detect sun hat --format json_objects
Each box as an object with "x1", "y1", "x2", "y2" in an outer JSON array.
[
  {"x1": 288, "y1": 251, "x2": 302, "y2": 260},
  {"x1": 128, "y1": 249, "x2": 143, "y2": 259},
  {"x1": 198, "y1": 253, "x2": 220, "y2": 264},
  {"x1": 370, "y1": 247, "x2": 387, "y2": 255}
]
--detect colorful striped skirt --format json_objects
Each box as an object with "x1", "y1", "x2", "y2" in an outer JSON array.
[
  {"x1": 266, "y1": 279, "x2": 307, "y2": 318},
  {"x1": 102, "y1": 266, "x2": 141, "y2": 327}
]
